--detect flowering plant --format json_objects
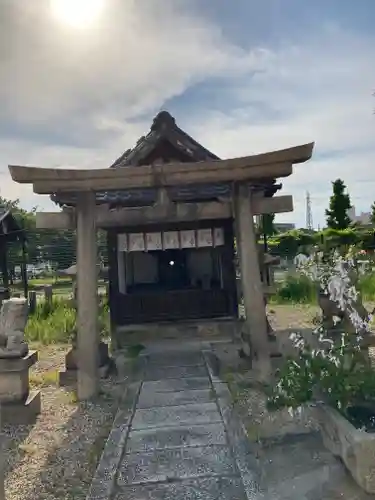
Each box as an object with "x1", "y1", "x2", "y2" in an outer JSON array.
[{"x1": 267, "y1": 247, "x2": 375, "y2": 425}]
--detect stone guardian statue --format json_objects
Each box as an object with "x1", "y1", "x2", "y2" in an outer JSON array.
[{"x1": 0, "y1": 297, "x2": 29, "y2": 358}]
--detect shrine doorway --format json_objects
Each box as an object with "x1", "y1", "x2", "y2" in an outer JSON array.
[{"x1": 158, "y1": 250, "x2": 188, "y2": 290}]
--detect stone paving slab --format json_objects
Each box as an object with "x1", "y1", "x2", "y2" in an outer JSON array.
[
  {"x1": 137, "y1": 388, "x2": 213, "y2": 408},
  {"x1": 141, "y1": 377, "x2": 210, "y2": 393},
  {"x1": 117, "y1": 445, "x2": 238, "y2": 485},
  {"x1": 126, "y1": 422, "x2": 227, "y2": 453},
  {"x1": 143, "y1": 364, "x2": 208, "y2": 381},
  {"x1": 132, "y1": 402, "x2": 222, "y2": 430},
  {"x1": 115, "y1": 476, "x2": 248, "y2": 500},
  {"x1": 143, "y1": 352, "x2": 204, "y2": 367}
]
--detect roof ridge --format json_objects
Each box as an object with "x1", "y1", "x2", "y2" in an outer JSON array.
[{"x1": 110, "y1": 111, "x2": 218, "y2": 168}]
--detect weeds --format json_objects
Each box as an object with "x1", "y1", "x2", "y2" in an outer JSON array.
[
  {"x1": 29, "y1": 370, "x2": 59, "y2": 387},
  {"x1": 271, "y1": 271, "x2": 375, "y2": 304},
  {"x1": 126, "y1": 344, "x2": 145, "y2": 358},
  {"x1": 25, "y1": 296, "x2": 110, "y2": 345}
]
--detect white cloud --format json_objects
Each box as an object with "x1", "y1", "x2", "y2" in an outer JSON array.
[
  {"x1": 0, "y1": 1, "x2": 374, "y2": 230},
  {"x1": 188, "y1": 27, "x2": 375, "y2": 227},
  {"x1": 0, "y1": 0, "x2": 260, "y2": 126}
]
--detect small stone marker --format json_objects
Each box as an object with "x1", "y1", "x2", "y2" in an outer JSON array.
[
  {"x1": 28, "y1": 291, "x2": 37, "y2": 314},
  {"x1": 44, "y1": 285, "x2": 53, "y2": 305}
]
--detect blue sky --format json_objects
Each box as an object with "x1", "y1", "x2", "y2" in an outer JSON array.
[{"x1": 1, "y1": 0, "x2": 374, "y2": 228}]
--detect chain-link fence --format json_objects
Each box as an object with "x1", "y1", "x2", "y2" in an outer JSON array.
[{"x1": 4, "y1": 229, "x2": 108, "y2": 297}]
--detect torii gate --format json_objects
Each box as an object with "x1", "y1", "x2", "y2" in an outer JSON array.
[{"x1": 8, "y1": 142, "x2": 314, "y2": 400}]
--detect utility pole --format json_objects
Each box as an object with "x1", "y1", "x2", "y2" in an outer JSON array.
[{"x1": 306, "y1": 191, "x2": 314, "y2": 230}]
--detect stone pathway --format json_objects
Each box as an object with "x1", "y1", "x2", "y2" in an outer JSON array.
[
  {"x1": 88, "y1": 345, "x2": 375, "y2": 500},
  {"x1": 88, "y1": 347, "x2": 261, "y2": 499}
]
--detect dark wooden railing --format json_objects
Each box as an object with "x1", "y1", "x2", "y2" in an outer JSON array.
[{"x1": 114, "y1": 288, "x2": 231, "y2": 325}]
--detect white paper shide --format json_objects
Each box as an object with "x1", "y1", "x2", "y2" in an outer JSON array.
[
  {"x1": 197, "y1": 229, "x2": 213, "y2": 247},
  {"x1": 163, "y1": 231, "x2": 179, "y2": 249},
  {"x1": 146, "y1": 232, "x2": 162, "y2": 251},
  {"x1": 180, "y1": 230, "x2": 196, "y2": 248},
  {"x1": 128, "y1": 233, "x2": 145, "y2": 252}
]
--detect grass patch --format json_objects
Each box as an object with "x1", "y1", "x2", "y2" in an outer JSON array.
[
  {"x1": 126, "y1": 344, "x2": 145, "y2": 358},
  {"x1": 245, "y1": 423, "x2": 262, "y2": 443},
  {"x1": 59, "y1": 390, "x2": 79, "y2": 405},
  {"x1": 359, "y1": 272, "x2": 375, "y2": 301},
  {"x1": 25, "y1": 296, "x2": 110, "y2": 345},
  {"x1": 271, "y1": 274, "x2": 317, "y2": 304},
  {"x1": 270, "y1": 271, "x2": 375, "y2": 304},
  {"x1": 30, "y1": 370, "x2": 59, "y2": 387}
]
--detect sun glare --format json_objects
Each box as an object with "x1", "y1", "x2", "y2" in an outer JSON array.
[{"x1": 50, "y1": 0, "x2": 104, "y2": 28}]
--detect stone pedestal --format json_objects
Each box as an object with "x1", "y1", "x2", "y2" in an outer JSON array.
[
  {"x1": 0, "y1": 351, "x2": 41, "y2": 425},
  {"x1": 59, "y1": 342, "x2": 109, "y2": 387}
]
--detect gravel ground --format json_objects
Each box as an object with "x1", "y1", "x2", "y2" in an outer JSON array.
[
  {"x1": 3, "y1": 344, "x2": 124, "y2": 500},
  {"x1": 267, "y1": 303, "x2": 320, "y2": 330}
]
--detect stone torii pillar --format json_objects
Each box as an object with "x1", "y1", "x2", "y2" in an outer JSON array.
[
  {"x1": 234, "y1": 183, "x2": 272, "y2": 381},
  {"x1": 76, "y1": 191, "x2": 99, "y2": 400}
]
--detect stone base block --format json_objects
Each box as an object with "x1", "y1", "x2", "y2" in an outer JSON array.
[
  {"x1": 0, "y1": 390, "x2": 41, "y2": 425},
  {"x1": 0, "y1": 351, "x2": 38, "y2": 403},
  {"x1": 115, "y1": 318, "x2": 242, "y2": 348},
  {"x1": 59, "y1": 369, "x2": 77, "y2": 387},
  {"x1": 315, "y1": 403, "x2": 375, "y2": 493},
  {"x1": 59, "y1": 365, "x2": 109, "y2": 387},
  {"x1": 65, "y1": 342, "x2": 109, "y2": 371}
]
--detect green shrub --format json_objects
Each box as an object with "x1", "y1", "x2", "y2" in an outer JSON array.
[
  {"x1": 271, "y1": 270, "x2": 375, "y2": 305},
  {"x1": 358, "y1": 273, "x2": 375, "y2": 301},
  {"x1": 272, "y1": 274, "x2": 316, "y2": 304}
]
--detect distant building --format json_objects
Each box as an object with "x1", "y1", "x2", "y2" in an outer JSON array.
[
  {"x1": 275, "y1": 223, "x2": 296, "y2": 233},
  {"x1": 348, "y1": 207, "x2": 372, "y2": 225}
]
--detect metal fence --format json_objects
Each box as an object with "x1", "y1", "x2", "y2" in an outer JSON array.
[{"x1": 2, "y1": 229, "x2": 108, "y2": 297}]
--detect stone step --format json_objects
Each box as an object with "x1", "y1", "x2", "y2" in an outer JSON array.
[
  {"x1": 142, "y1": 364, "x2": 208, "y2": 381},
  {"x1": 126, "y1": 423, "x2": 227, "y2": 453},
  {"x1": 137, "y1": 388, "x2": 214, "y2": 408},
  {"x1": 256, "y1": 431, "x2": 373, "y2": 499},
  {"x1": 117, "y1": 445, "x2": 238, "y2": 486},
  {"x1": 264, "y1": 463, "x2": 344, "y2": 500},
  {"x1": 257, "y1": 432, "x2": 336, "y2": 487},
  {"x1": 132, "y1": 402, "x2": 222, "y2": 430}
]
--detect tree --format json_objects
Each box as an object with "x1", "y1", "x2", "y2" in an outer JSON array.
[
  {"x1": 260, "y1": 214, "x2": 277, "y2": 236},
  {"x1": 325, "y1": 179, "x2": 352, "y2": 230},
  {"x1": 370, "y1": 202, "x2": 375, "y2": 225},
  {"x1": 0, "y1": 196, "x2": 77, "y2": 269}
]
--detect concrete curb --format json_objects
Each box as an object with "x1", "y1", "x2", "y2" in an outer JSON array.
[
  {"x1": 203, "y1": 350, "x2": 264, "y2": 500},
  {"x1": 86, "y1": 380, "x2": 142, "y2": 500}
]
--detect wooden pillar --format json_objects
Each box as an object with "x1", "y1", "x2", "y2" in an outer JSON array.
[
  {"x1": 76, "y1": 191, "x2": 99, "y2": 400},
  {"x1": 234, "y1": 183, "x2": 271, "y2": 381},
  {"x1": 0, "y1": 240, "x2": 9, "y2": 289},
  {"x1": 106, "y1": 230, "x2": 120, "y2": 350},
  {"x1": 232, "y1": 210, "x2": 243, "y2": 317},
  {"x1": 222, "y1": 223, "x2": 238, "y2": 317},
  {"x1": 21, "y1": 238, "x2": 28, "y2": 299}
]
